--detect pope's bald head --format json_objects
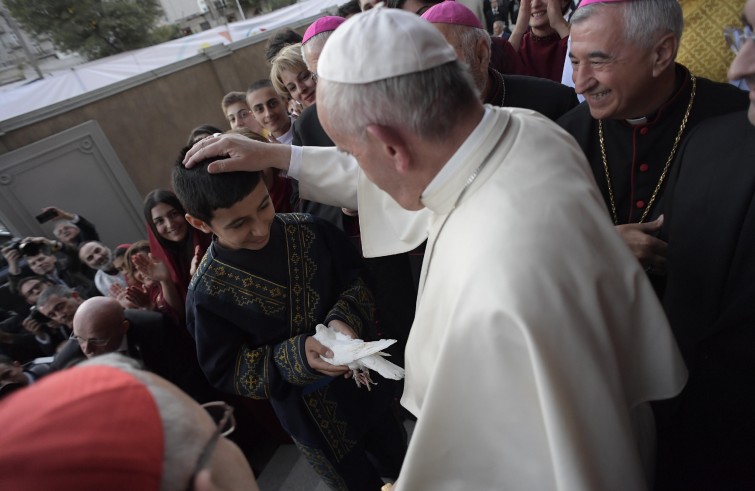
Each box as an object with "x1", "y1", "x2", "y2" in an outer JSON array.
[{"x1": 72, "y1": 297, "x2": 128, "y2": 358}]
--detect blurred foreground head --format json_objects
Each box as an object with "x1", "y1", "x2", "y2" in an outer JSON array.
[{"x1": 0, "y1": 354, "x2": 259, "y2": 491}]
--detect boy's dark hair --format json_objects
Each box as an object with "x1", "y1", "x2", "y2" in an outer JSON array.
[
  {"x1": 264, "y1": 28, "x2": 303, "y2": 63},
  {"x1": 247, "y1": 79, "x2": 274, "y2": 95},
  {"x1": 187, "y1": 124, "x2": 223, "y2": 145},
  {"x1": 172, "y1": 146, "x2": 262, "y2": 224}
]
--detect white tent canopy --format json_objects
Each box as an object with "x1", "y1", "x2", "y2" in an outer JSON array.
[{"x1": 0, "y1": 0, "x2": 341, "y2": 122}]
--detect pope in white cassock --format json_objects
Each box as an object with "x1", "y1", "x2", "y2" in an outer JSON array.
[{"x1": 184, "y1": 7, "x2": 687, "y2": 490}]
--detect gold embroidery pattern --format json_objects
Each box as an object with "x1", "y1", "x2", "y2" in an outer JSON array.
[
  {"x1": 327, "y1": 278, "x2": 375, "y2": 339},
  {"x1": 194, "y1": 251, "x2": 288, "y2": 318},
  {"x1": 235, "y1": 345, "x2": 271, "y2": 399},
  {"x1": 279, "y1": 214, "x2": 320, "y2": 335},
  {"x1": 304, "y1": 385, "x2": 357, "y2": 462},
  {"x1": 188, "y1": 249, "x2": 212, "y2": 290},
  {"x1": 292, "y1": 438, "x2": 349, "y2": 491},
  {"x1": 273, "y1": 334, "x2": 322, "y2": 386}
]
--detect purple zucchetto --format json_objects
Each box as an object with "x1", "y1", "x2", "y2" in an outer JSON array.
[
  {"x1": 420, "y1": 0, "x2": 483, "y2": 29},
  {"x1": 302, "y1": 16, "x2": 347, "y2": 45}
]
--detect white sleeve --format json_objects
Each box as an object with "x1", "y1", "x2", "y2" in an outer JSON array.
[{"x1": 296, "y1": 146, "x2": 360, "y2": 210}]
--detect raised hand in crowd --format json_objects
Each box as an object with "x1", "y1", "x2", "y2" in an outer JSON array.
[
  {"x1": 190, "y1": 245, "x2": 203, "y2": 277},
  {"x1": 546, "y1": 0, "x2": 569, "y2": 38},
  {"x1": 40, "y1": 206, "x2": 76, "y2": 222},
  {"x1": 1, "y1": 245, "x2": 22, "y2": 276}
]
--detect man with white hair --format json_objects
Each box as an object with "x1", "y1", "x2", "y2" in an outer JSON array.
[
  {"x1": 44, "y1": 206, "x2": 100, "y2": 248},
  {"x1": 78, "y1": 240, "x2": 127, "y2": 296},
  {"x1": 0, "y1": 354, "x2": 259, "y2": 491},
  {"x1": 558, "y1": 0, "x2": 747, "y2": 275},
  {"x1": 185, "y1": 8, "x2": 686, "y2": 489}
]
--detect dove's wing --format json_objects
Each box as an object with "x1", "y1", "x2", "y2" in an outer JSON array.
[
  {"x1": 359, "y1": 353, "x2": 405, "y2": 380},
  {"x1": 314, "y1": 325, "x2": 399, "y2": 365}
]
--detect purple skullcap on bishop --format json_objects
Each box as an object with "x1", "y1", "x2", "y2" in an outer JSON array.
[
  {"x1": 302, "y1": 16, "x2": 347, "y2": 45},
  {"x1": 578, "y1": 0, "x2": 632, "y2": 8},
  {"x1": 421, "y1": 0, "x2": 483, "y2": 29}
]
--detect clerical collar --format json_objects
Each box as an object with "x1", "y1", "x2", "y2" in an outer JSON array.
[
  {"x1": 625, "y1": 116, "x2": 648, "y2": 126},
  {"x1": 422, "y1": 107, "x2": 494, "y2": 199}
]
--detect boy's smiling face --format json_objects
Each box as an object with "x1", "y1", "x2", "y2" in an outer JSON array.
[{"x1": 186, "y1": 179, "x2": 276, "y2": 251}]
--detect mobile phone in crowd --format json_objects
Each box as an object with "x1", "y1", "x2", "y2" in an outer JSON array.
[{"x1": 35, "y1": 209, "x2": 57, "y2": 224}]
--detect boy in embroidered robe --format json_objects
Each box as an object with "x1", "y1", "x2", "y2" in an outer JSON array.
[{"x1": 173, "y1": 150, "x2": 406, "y2": 490}]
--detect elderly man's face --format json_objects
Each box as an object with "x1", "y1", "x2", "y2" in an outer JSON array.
[
  {"x1": 729, "y1": 0, "x2": 755, "y2": 125},
  {"x1": 79, "y1": 242, "x2": 113, "y2": 271},
  {"x1": 55, "y1": 224, "x2": 80, "y2": 245},
  {"x1": 26, "y1": 252, "x2": 56, "y2": 276},
  {"x1": 38, "y1": 293, "x2": 82, "y2": 327},
  {"x1": 569, "y1": 7, "x2": 657, "y2": 120},
  {"x1": 318, "y1": 87, "x2": 421, "y2": 210},
  {"x1": 72, "y1": 315, "x2": 126, "y2": 358}
]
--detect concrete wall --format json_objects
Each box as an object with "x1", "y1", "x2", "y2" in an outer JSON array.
[{"x1": 0, "y1": 20, "x2": 309, "y2": 200}]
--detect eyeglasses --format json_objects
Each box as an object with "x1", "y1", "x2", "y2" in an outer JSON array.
[
  {"x1": 185, "y1": 401, "x2": 236, "y2": 491},
  {"x1": 69, "y1": 333, "x2": 111, "y2": 347},
  {"x1": 724, "y1": 24, "x2": 755, "y2": 54}
]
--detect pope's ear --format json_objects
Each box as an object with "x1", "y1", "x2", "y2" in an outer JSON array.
[
  {"x1": 185, "y1": 214, "x2": 213, "y2": 234},
  {"x1": 365, "y1": 124, "x2": 412, "y2": 174}
]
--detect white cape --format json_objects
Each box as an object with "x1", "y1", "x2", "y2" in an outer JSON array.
[{"x1": 394, "y1": 107, "x2": 687, "y2": 490}]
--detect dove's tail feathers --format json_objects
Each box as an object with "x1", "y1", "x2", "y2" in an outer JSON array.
[{"x1": 360, "y1": 356, "x2": 405, "y2": 380}]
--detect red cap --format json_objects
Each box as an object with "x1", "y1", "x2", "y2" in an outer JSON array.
[{"x1": 0, "y1": 365, "x2": 164, "y2": 491}]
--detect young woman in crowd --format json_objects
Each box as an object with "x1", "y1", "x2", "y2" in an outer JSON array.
[
  {"x1": 270, "y1": 43, "x2": 317, "y2": 109},
  {"x1": 142, "y1": 189, "x2": 211, "y2": 299}
]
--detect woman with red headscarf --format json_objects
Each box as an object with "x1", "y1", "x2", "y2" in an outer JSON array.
[{"x1": 143, "y1": 190, "x2": 211, "y2": 299}]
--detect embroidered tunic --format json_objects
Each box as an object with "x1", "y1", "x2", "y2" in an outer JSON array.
[{"x1": 187, "y1": 214, "x2": 403, "y2": 490}]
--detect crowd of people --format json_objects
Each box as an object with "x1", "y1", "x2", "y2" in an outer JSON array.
[{"x1": 1, "y1": 0, "x2": 754, "y2": 489}]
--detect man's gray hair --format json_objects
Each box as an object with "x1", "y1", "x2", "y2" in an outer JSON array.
[
  {"x1": 453, "y1": 24, "x2": 492, "y2": 66},
  {"x1": 571, "y1": 0, "x2": 683, "y2": 50},
  {"x1": 82, "y1": 354, "x2": 207, "y2": 491},
  {"x1": 301, "y1": 31, "x2": 332, "y2": 70},
  {"x1": 318, "y1": 60, "x2": 479, "y2": 142},
  {"x1": 36, "y1": 284, "x2": 74, "y2": 308}
]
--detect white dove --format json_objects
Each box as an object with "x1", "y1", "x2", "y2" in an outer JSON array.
[{"x1": 313, "y1": 324, "x2": 405, "y2": 390}]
